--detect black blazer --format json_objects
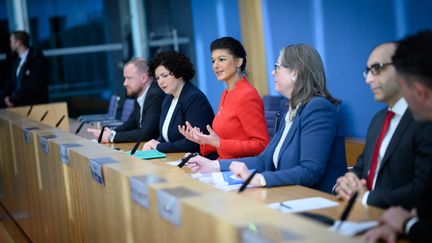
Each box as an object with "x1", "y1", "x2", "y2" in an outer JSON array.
[
  {"x1": 352, "y1": 108, "x2": 432, "y2": 209},
  {"x1": 156, "y1": 82, "x2": 214, "y2": 153},
  {"x1": 409, "y1": 173, "x2": 432, "y2": 242},
  {"x1": 3, "y1": 48, "x2": 49, "y2": 106},
  {"x1": 113, "y1": 81, "x2": 165, "y2": 142}
]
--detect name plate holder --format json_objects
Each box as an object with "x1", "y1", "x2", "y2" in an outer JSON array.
[
  {"x1": 130, "y1": 175, "x2": 167, "y2": 209},
  {"x1": 157, "y1": 187, "x2": 200, "y2": 226},
  {"x1": 22, "y1": 127, "x2": 40, "y2": 144},
  {"x1": 39, "y1": 134, "x2": 57, "y2": 154},
  {"x1": 89, "y1": 157, "x2": 118, "y2": 185},
  {"x1": 60, "y1": 143, "x2": 83, "y2": 165},
  {"x1": 240, "y1": 223, "x2": 302, "y2": 243}
]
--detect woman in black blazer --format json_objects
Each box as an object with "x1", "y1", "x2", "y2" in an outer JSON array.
[{"x1": 142, "y1": 51, "x2": 214, "y2": 152}]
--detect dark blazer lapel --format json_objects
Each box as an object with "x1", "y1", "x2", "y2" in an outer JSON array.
[
  {"x1": 380, "y1": 109, "x2": 412, "y2": 167},
  {"x1": 362, "y1": 110, "x2": 386, "y2": 177},
  {"x1": 167, "y1": 82, "x2": 189, "y2": 131},
  {"x1": 143, "y1": 81, "x2": 156, "y2": 112}
]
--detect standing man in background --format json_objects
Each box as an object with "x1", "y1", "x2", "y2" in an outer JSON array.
[
  {"x1": 87, "y1": 58, "x2": 165, "y2": 143},
  {"x1": 1, "y1": 31, "x2": 49, "y2": 107}
]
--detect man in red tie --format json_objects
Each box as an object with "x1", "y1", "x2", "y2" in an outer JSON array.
[
  {"x1": 334, "y1": 42, "x2": 432, "y2": 209},
  {"x1": 363, "y1": 30, "x2": 432, "y2": 243}
]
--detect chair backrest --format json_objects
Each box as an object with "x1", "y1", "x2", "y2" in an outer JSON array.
[
  {"x1": 263, "y1": 95, "x2": 288, "y2": 139},
  {"x1": 107, "y1": 95, "x2": 120, "y2": 118},
  {"x1": 120, "y1": 98, "x2": 135, "y2": 122}
]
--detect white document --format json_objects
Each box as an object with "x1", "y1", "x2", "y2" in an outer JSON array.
[
  {"x1": 329, "y1": 220, "x2": 378, "y2": 237},
  {"x1": 189, "y1": 172, "x2": 256, "y2": 191},
  {"x1": 267, "y1": 197, "x2": 338, "y2": 213},
  {"x1": 166, "y1": 160, "x2": 181, "y2": 166}
]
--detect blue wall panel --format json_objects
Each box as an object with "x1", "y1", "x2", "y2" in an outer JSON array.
[
  {"x1": 190, "y1": 0, "x2": 432, "y2": 138},
  {"x1": 190, "y1": 0, "x2": 242, "y2": 112},
  {"x1": 260, "y1": 0, "x2": 432, "y2": 138}
]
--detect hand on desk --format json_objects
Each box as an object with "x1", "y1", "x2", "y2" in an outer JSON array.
[
  {"x1": 335, "y1": 172, "x2": 367, "y2": 201},
  {"x1": 186, "y1": 154, "x2": 220, "y2": 173},
  {"x1": 230, "y1": 162, "x2": 263, "y2": 186},
  {"x1": 178, "y1": 121, "x2": 220, "y2": 148},
  {"x1": 363, "y1": 224, "x2": 397, "y2": 243},
  {"x1": 362, "y1": 206, "x2": 414, "y2": 243},
  {"x1": 142, "y1": 139, "x2": 160, "y2": 150},
  {"x1": 87, "y1": 127, "x2": 112, "y2": 143}
]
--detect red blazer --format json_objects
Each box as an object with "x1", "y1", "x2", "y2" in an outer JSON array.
[{"x1": 201, "y1": 77, "x2": 269, "y2": 159}]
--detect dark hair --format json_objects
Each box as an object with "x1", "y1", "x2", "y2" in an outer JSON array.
[
  {"x1": 393, "y1": 30, "x2": 432, "y2": 89},
  {"x1": 148, "y1": 51, "x2": 195, "y2": 82},
  {"x1": 280, "y1": 44, "x2": 339, "y2": 108},
  {"x1": 11, "y1": 31, "x2": 30, "y2": 47},
  {"x1": 210, "y1": 36, "x2": 247, "y2": 72}
]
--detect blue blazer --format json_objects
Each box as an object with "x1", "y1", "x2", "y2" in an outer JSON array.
[
  {"x1": 220, "y1": 97, "x2": 347, "y2": 193},
  {"x1": 156, "y1": 82, "x2": 214, "y2": 153}
]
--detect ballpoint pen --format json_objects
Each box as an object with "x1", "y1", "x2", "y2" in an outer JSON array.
[{"x1": 177, "y1": 152, "x2": 199, "y2": 168}]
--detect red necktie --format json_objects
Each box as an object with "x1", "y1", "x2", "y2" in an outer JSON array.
[{"x1": 367, "y1": 111, "x2": 395, "y2": 190}]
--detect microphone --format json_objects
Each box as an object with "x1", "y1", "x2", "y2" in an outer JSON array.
[
  {"x1": 130, "y1": 131, "x2": 148, "y2": 155},
  {"x1": 177, "y1": 153, "x2": 198, "y2": 168},
  {"x1": 336, "y1": 191, "x2": 358, "y2": 231},
  {"x1": 27, "y1": 105, "x2": 33, "y2": 116},
  {"x1": 97, "y1": 126, "x2": 107, "y2": 143},
  {"x1": 75, "y1": 121, "x2": 85, "y2": 134},
  {"x1": 55, "y1": 115, "x2": 65, "y2": 128},
  {"x1": 40, "y1": 110, "x2": 49, "y2": 122}
]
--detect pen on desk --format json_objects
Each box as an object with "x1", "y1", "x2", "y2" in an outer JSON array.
[
  {"x1": 279, "y1": 202, "x2": 292, "y2": 210},
  {"x1": 336, "y1": 191, "x2": 358, "y2": 231},
  {"x1": 177, "y1": 153, "x2": 198, "y2": 168},
  {"x1": 238, "y1": 169, "x2": 257, "y2": 193}
]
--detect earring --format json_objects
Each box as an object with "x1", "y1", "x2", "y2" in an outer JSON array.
[
  {"x1": 292, "y1": 77, "x2": 296, "y2": 83},
  {"x1": 236, "y1": 67, "x2": 241, "y2": 73}
]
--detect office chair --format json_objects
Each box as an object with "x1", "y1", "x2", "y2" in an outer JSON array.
[{"x1": 77, "y1": 95, "x2": 120, "y2": 123}]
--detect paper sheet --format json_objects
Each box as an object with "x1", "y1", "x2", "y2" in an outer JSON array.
[
  {"x1": 267, "y1": 197, "x2": 338, "y2": 213},
  {"x1": 329, "y1": 220, "x2": 378, "y2": 237}
]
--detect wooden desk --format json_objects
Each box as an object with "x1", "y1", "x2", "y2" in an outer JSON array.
[
  {"x1": 240, "y1": 186, "x2": 382, "y2": 222},
  {"x1": 0, "y1": 108, "x2": 375, "y2": 243}
]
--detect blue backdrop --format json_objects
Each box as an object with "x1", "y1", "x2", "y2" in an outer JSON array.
[{"x1": 190, "y1": 0, "x2": 432, "y2": 138}]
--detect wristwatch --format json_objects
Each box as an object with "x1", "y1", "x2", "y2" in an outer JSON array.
[{"x1": 108, "y1": 133, "x2": 114, "y2": 143}]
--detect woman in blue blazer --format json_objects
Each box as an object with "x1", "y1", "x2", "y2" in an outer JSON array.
[
  {"x1": 187, "y1": 44, "x2": 347, "y2": 193},
  {"x1": 142, "y1": 51, "x2": 214, "y2": 153}
]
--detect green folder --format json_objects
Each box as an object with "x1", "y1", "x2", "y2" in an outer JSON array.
[{"x1": 128, "y1": 150, "x2": 166, "y2": 160}]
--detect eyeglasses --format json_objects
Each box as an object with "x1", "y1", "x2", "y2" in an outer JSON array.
[
  {"x1": 363, "y1": 62, "x2": 393, "y2": 78},
  {"x1": 274, "y1": 62, "x2": 288, "y2": 73}
]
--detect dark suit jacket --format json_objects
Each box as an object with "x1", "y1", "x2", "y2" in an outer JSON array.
[
  {"x1": 220, "y1": 97, "x2": 347, "y2": 193},
  {"x1": 113, "y1": 81, "x2": 165, "y2": 142},
  {"x1": 156, "y1": 82, "x2": 214, "y2": 153},
  {"x1": 3, "y1": 48, "x2": 49, "y2": 106},
  {"x1": 409, "y1": 172, "x2": 432, "y2": 242},
  {"x1": 352, "y1": 108, "x2": 432, "y2": 209}
]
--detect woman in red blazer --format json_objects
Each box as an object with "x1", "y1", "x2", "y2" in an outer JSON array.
[{"x1": 179, "y1": 37, "x2": 269, "y2": 159}]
